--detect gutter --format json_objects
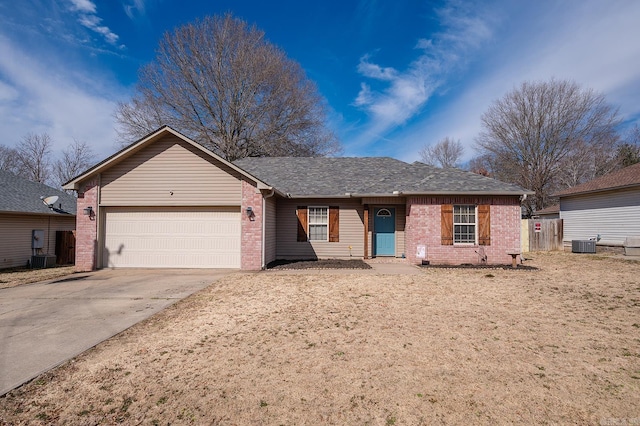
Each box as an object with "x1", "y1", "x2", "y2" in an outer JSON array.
[
  {"x1": 394, "y1": 190, "x2": 534, "y2": 196},
  {"x1": 283, "y1": 190, "x2": 533, "y2": 198},
  {"x1": 0, "y1": 210, "x2": 76, "y2": 217}
]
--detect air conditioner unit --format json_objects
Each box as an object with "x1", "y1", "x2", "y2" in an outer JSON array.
[
  {"x1": 31, "y1": 255, "x2": 57, "y2": 269},
  {"x1": 572, "y1": 240, "x2": 596, "y2": 254}
]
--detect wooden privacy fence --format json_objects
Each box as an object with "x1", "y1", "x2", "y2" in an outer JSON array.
[
  {"x1": 522, "y1": 219, "x2": 563, "y2": 252},
  {"x1": 55, "y1": 230, "x2": 76, "y2": 265}
]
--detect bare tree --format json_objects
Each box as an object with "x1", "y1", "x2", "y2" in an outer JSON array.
[
  {"x1": 16, "y1": 133, "x2": 54, "y2": 184},
  {"x1": 467, "y1": 153, "x2": 494, "y2": 177},
  {"x1": 475, "y1": 79, "x2": 620, "y2": 215},
  {"x1": 0, "y1": 145, "x2": 21, "y2": 175},
  {"x1": 616, "y1": 125, "x2": 640, "y2": 168},
  {"x1": 419, "y1": 137, "x2": 464, "y2": 168},
  {"x1": 54, "y1": 139, "x2": 95, "y2": 188},
  {"x1": 555, "y1": 137, "x2": 619, "y2": 188},
  {"x1": 115, "y1": 14, "x2": 340, "y2": 161}
]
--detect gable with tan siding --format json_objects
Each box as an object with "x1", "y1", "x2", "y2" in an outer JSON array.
[{"x1": 100, "y1": 135, "x2": 242, "y2": 206}]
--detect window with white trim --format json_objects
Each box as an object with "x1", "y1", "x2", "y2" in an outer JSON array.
[
  {"x1": 308, "y1": 207, "x2": 328, "y2": 241},
  {"x1": 453, "y1": 205, "x2": 476, "y2": 244}
]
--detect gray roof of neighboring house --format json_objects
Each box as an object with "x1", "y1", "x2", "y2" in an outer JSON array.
[
  {"x1": 0, "y1": 170, "x2": 76, "y2": 216},
  {"x1": 554, "y1": 162, "x2": 640, "y2": 197},
  {"x1": 534, "y1": 204, "x2": 560, "y2": 216},
  {"x1": 234, "y1": 157, "x2": 529, "y2": 197}
]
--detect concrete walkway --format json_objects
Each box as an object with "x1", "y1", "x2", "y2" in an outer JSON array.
[
  {"x1": 0, "y1": 268, "x2": 234, "y2": 396},
  {"x1": 368, "y1": 262, "x2": 423, "y2": 275}
]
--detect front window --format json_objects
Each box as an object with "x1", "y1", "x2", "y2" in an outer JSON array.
[
  {"x1": 308, "y1": 207, "x2": 328, "y2": 241},
  {"x1": 454, "y1": 205, "x2": 476, "y2": 244}
]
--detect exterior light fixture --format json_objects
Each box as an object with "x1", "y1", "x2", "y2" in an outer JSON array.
[
  {"x1": 246, "y1": 206, "x2": 253, "y2": 217},
  {"x1": 83, "y1": 206, "x2": 93, "y2": 216}
]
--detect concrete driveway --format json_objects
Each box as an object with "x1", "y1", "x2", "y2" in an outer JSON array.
[{"x1": 0, "y1": 268, "x2": 235, "y2": 395}]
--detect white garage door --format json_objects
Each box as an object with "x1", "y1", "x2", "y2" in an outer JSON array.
[{"x1": 103, "y1": 207, "x2": 241, "y2": 268}]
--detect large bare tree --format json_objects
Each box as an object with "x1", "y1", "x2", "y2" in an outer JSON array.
[
  {"x1": 16, "y1": 133, "x2": 54, "y2": 184},
  {"x1": 475, "y1": 79, "x2": 620, "y2": 215},
  {"x1": 115, "y1": 14, "x2": 340, "y2": 161},
  {"x1": 419, "y1": 137, "x2": 464, "y2": 168},
  {"x1": 0, "y1": 145, "x2": 21, "y2": 175},
  {"x1": 54, "y1": 139, "x2": 95, "y2": 188}
]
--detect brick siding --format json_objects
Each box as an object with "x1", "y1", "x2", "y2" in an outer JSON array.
[
  {"x1": 406, "y1": 196, "x2": 521, "y2": 265},
  {"x1": 75, "y1": 178, "x2": 99, "y2": 272},
  {"x1": 241, "y1": 179, "x2": 264, "y2": 270}
]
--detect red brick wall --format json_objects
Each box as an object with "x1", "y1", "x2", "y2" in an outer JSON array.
[
  {"x1": 406, "y1": 196, "x2": 521, "y2": 265},
  {"x1": 241, "y1": 179, "x2": 263, "y2": 270},
  {"x1": 75, "y1": 178, "x2": 99, "y2": 272}
]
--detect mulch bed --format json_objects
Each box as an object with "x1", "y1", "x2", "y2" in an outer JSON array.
[
  {"x1": 267, "y1": 259, "x2": 372, "y2": 270},
  {"x1": 420, "y1": 263, "x2": 538, "y2": 271}
]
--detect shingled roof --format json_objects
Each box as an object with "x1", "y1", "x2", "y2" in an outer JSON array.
[
  {"x1": 0, "y1": 170, "x2": 76, "y2": 215},
  {"x1": 233, "y1": 157, "x2": 529, "y2": 197},
  {"x1": 555, "y1": 162, "x2": 640, "y2": 197}
]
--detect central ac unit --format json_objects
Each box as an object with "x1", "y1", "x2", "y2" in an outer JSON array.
[
  {"x1": 572, "y1": 240, "x2": 596, "y2": 254},
  {"x1": 31, "y1": 255, "x2": 57, "y2": 269}
]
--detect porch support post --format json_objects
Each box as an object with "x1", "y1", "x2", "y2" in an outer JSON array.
[{"x1": 363, "y1": 204, "x2": 369, "y2": 259}]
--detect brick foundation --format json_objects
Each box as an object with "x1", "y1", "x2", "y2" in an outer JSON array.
[
  {"x1": 241, "y1": 179, "x2": 264, "y2": 270},
  {"x1": 75, "y1": 178, "x2": 99, "y2": 272},
  {"x1": 406, "y1": 196, "x2": 522, "y2": 265}
]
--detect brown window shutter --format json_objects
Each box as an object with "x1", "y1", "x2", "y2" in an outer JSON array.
[
  {"x1": 329, "y1": 206, "x2": 339, "y2": 242},
  {"x1": 441, "y1": 204, "x2": 453, "y2": 245},
  {"x1": 478, "y1": 205, "x2": 491, "y2": 246},
  {"x1": 297, "y1": 206, "x2": 308, "y2": 242}
]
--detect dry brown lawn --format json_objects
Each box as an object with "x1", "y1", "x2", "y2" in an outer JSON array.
[
  {"x1": 1, "y1": 252, "x2": 639, "y2": 425},
  {"x1": 0, "y1": 266, "x2": 75, "y2": 290}
]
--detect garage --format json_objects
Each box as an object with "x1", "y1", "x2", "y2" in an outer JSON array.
[{"x1": 102, "y1": 207, "x2": 241, "y2": 268}]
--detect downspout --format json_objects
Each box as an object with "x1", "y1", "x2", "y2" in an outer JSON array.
[{"x1": 262, "y1": 189, "x2": 275, "y2": 269}]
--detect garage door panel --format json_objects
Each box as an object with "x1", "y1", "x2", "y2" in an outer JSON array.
[{"x1": 103, "y1": 208, "x2": 240, "y2": 268}]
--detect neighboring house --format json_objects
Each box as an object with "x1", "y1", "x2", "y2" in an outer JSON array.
[
  {"x1": 63, "y1": 126, "x2": 531, "y2": 271},
  {"x1": 533, "y1": 204, "x2": 560, "y2": 219},
  {"x1": 554, "y1": 162, "x2": 640, "y2": 247},
  {"x1": 0, "y1": 170, "x2": 76, "y2": 269}
]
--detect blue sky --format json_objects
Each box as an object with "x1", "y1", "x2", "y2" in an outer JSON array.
[{"x1": 1, "y1": 0, "x2": 639, "y2": 163}]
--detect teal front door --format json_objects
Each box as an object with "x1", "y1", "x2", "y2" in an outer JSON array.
[{"x1": 374, "y1": 207, "x2": 395, "y2": 256}]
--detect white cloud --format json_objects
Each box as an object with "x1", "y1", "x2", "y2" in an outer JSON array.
[
  {"x1": 0, "y1": 80, "x2": 19, "y2": 101},
  {"x1": 380, "y1": 0, "x2": 640, "y2": 163},
  {"x1": 415, "y1": 39, "x2": 432, "y2": 50},
  {"x1": 357, "y1": 55, "x2": 398, "y2": 81},
  {"x1": 123, "y1": 0, "x2": 148, "y2": 20},
  {"x1": 78, "y1": 15, "x2": 119, "y2": 45},
  {"x1": 434, "y1": 0, "x2": 492, "y2": 51},
  {"x1": 68, "y1": 0, "x2": 122, "y2": 47},
  {"x1": 68, "y1": 0, "x2": 96, "y2": 13},
  {"x1": 353, "y1": 83, "x2": 373, "y2": 107},
  {"x1": 0, "y1": 34, "x2": 124, "y2": 160},
  {"x1": 353, "y1": 0, "x2": 495, "y2": 134}
]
